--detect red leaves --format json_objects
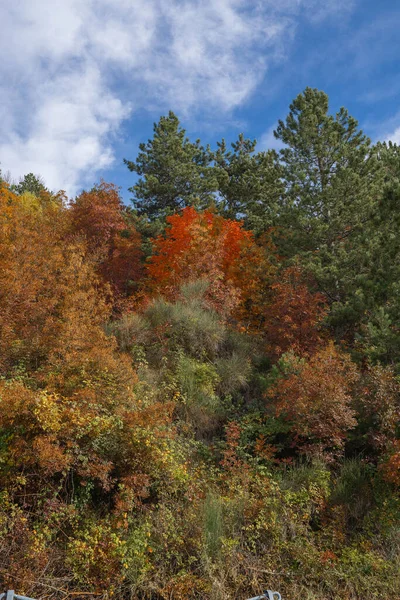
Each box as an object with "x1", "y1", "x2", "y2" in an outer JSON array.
[
  {"x1": 148, "y1": 207, "x2": 241, "y2": 313},
  {"x1": 69, "y1": 181, "x2": 143, "y2": 298},
  {"x1": 148, "y1": 206, "x2": 274, "y2": 320},
  {"x1": 264, "y1": 266, "x2": 328, "y2": 358},
  {"x1": 269, "y1": 343, "x2": 358, "y2": 458}
]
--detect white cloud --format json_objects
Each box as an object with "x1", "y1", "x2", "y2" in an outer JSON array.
[
  {"x1": 302, "y1": 0, "x2": 356, "y2": 23},
  {"x1": 382, "y1": 111, "x2": 400, "y2": 145},
  {"x1": 384, "y1": 128, "x2": 400, "y2": 145},
  {"x1": 258, "y1": 125, "x2": 285, "y2": 152},
  {"x1": 370, "y1": 110, "x2": 400, "y2": 146},
  {"x1": 1, "y1": 66, "x2": 130, "y2": 195},
  {"x1": 0, "y1": 0, "x2": 356, "y2": 195}
]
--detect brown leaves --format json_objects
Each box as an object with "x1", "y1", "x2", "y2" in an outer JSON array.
[
  {"x1": 353, "y1": 364, "x2": 400, "y2": 453},
  {"x1": 264, "y1": 266, "x2": 328, "y2": 358},
  {"x1": 381, "y1": 440, "x2": 400, "y2": 487},
  {"x1": 69, "y1": 181, "x2": 143, "y2": 299},
  {"x1": 269, "y1": 343, "x2": 358, "y2": 458}
]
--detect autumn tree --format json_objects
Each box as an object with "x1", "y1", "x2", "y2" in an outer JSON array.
[
  {"x1": 264, "y1": 266, "x2": 328, "y2": 358},
  {"x1": 0, "y1": 184, "x2": 70, "y2": 372},
  {"x1": 382, "y1": 441, "x2": 400, "y2": 487},
  {"x1": 69, "y1": 181, "x2": 143, "y2": 297},
  {"x1": 351, "y1": 364, "x2": 400, "y2": 456},
  {"x1": 0, "y1": 183, "x2": 181, "y2": 591},
  {"x1": 269, "y1": 343, "x2": 358, "y2": 458},
  {"x1": 147, "y1": 206, "x2": 275, "y2": 322}
]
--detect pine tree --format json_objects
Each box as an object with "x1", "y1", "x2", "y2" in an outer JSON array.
[
  {"x1": 275, "y1": 87, "x2": 382, "y2": 254},
  {"x1": 11, "y1": 172, "x2": 47, "y2": 196},
  {"x1": 212, "y1": 133, "x2": 283, "y2": 227},
  {"x1": 356, "y1": 142, "x2": 400, "y2": 367},
  {"x1": 275, "y1": 88, "x2": 384, "y2": 339},
  {"x1": 124, "y1": 111, "x2": 218, "y2": 219}
]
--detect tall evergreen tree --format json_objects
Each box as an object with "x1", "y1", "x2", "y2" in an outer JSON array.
[
  {"x1": 275, "y1": 87, "x2": 382, "y2": 254},
  {"x1": 356, "y1": 142, "x2": 400, "y2": 367},
  {"x1": 274, "y1": 88, "x2": 385, "y2": 338},
  {"x1": 11, "y1": 172, "x2": 47, "y2": 196},
  {"x1": 212, "y1": 133, "x2": 283, "y2": 229},
  {"x1": 124, "y1": 111, "x2": 218, "y2": 219}
]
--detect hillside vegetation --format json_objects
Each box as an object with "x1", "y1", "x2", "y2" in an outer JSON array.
[{"x1": 1, "y1": 88, "x2": 400, "y2": 599}]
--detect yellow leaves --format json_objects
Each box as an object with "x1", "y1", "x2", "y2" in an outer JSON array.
[{"x1": 33, "y1": 391, "x2": 61, "y2": 432}]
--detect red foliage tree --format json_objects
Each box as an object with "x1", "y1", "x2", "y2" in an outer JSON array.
[
  {"x1": 269, "y1": 343, "x2": 358, "y2": 458},
  {"x1": 69, "y1": 181, "x2": 143, "y2": 298},
  {"x1": 148, "y1": 206, "x2": 275, "y2": 321},
  {"x1": 264, "y1": 266, "x2": 328, "y2": 358}
]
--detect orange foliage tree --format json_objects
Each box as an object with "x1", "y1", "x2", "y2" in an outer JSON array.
[
  {"x1": 264, "y1": 265, "x2": 328, "y2": 358},
  {"x1": 0, "y1": 181, "x2": 176, "y2": 492},
  {"x1": 352, "y1": 365, "x2": 400, "y2": 486},
  {"x1": 382, "y1": 441, "x2": 400, "y2": 487},
  {"x1": 352, "y1": 364, "x2": 400, "y2": 454},
  {"x1": 69, "y1": 181, "x2": 143, "y2": 298},
  {"x1": 0, "y1": 183, "x2": 182, "y2": 590},
  {"x1": 147, "y1": 206, "x2": 275, "y2": 323},
  {"x1": 269, "y1": 343, "x2": 358, "y2": 458},
  {"x1": 0, "y1": 184, "x2": 73, "y2": 372}
]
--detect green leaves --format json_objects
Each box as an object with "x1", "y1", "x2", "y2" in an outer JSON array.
[
  {"x1": 275, "y1": 87, "x2": 382, "y2": 252},
  {"x1": 125, "y1": 113, "x2": 283, "y2": 230},
  {"x1": 212, "y1": 133, "x2": 283, "y2": 226},
  {"x1": 125, "y1": 111, "x2": 218, "y2": 219},
  {"x1": 272, "y1": 87, "x2": 389, "y2": 342}
]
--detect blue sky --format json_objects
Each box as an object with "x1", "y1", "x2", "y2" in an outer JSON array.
[{"x1": 1, "y1": 0, "x2": 399, "y2": 202}]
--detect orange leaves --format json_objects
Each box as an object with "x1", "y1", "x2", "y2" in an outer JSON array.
[
  {"x1": 0, "y1": 376, "x2": 175, "y2": 493},
  {"x1": 353, "y1": 364, "x2": 400, "y2": 453},
  {"x1": 100, "y1": 228, "x2": 143, "y2": 297},
  {"x1": 269, "y1": 343, "x2": 358, "y2": 457},
  {"x1": 113, "y1": 473, "x2": 151, "y2": 515},
  {"x1": 264, "y1": 266, "x2": 328, "y2": 358},
  {"x1": 220, "y1": 421, "x2": 249, "y2": 484},
  {"x1": 148, "y1": 206, "x2": 274, "y2": 320},
  {"x1": 0, "y1": 185, "x2": 108, "y2": 374},
  {"x1": 381, "y1": 440, "x2": 400, "y2": 487},
  {"x1": 32, "y1": 435, "x2": 72, "y2": 476},
  {"x1": 69, "y1": 181, "x2": 126, "y2": 249},
  {"x1": 0, "y1": 178, "x2": 181, "y2": 508},
  {"x1": 148, "y1": 207, "x2": 238, "y2": 304},
  {"x1": 69, "y1": 181, "x2": 143, "y2": 298},
  {"x1": 0, "y1": 382, "x2": 70, "y2": 479},
  {"x1": 0, "y1": 382, "x2": 108, "y2": 485}
]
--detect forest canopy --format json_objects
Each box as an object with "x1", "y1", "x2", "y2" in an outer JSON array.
[{"x1": 1, "y1": 88, "x2": 400, "y2": 600}]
